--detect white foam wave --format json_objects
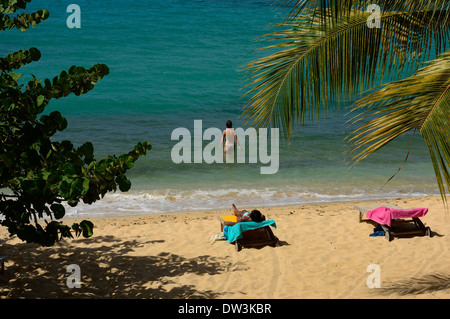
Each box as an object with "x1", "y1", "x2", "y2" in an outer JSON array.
[{"x1": 62, "y1": 186, "x2": 436, "y2": 218}]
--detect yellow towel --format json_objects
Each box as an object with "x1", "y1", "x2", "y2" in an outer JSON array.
[{"x1": 220, "y1": 215, "x2": 237, "y2": 223}]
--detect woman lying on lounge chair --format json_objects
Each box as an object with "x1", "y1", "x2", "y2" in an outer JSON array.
[
  {"x1": 217, "y1": 204, "x2": 277, "y2": 249},
  {"x1": 223, "y1": 204, "x2": 266, "y2": 226}
]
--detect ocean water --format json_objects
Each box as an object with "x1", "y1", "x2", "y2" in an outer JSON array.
[{"x1": 2, "y1": 0, "x2": 439, "y2": 217}]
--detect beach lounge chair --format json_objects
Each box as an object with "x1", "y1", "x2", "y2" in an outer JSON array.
[
  {"x1": 355, "y1": 204, "x2": 432, "y2": 241},
  {"x1": 0, "y1": 256, "x2": 7, "y2": 273},
  {"x1": 0, "y1": 240, "x2": 7, "y2": 273},
  {"x1": 217, "y1": 215, "x2": 279, "y2": 252}
]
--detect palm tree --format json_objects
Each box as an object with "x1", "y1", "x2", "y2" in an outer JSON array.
[{"x1": 242, "y1": 0, "x2": 450, "y2": 206}]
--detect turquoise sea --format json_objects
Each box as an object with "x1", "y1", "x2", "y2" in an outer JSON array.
[{"x1": 2, "y1": 0, "x2": 440, "y2": 217}]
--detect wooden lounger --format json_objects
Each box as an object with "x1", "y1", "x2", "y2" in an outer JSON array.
[
  {"x1": 217, "y1": 215, "x2": 279, "y2": 252},
  {"x1": 0, "y1": 256, "x2": 7, "y2": 273},
  {"x1": 0, "y1": 240, "x2": 7, "y2": 274},
  {"x1": 233, "y1": 225, "x2": 279, "y2": 252},
  {"x1": 355, "y1": 203, "x2": 403, "y2": 223},
  {"x1": 355, "y1": 204, "x2": 432, "y2": 241}
]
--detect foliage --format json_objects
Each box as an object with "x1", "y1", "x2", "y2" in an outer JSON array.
[
  {"x1": 0, "y1": 0, "x2": 152, "y2": 246},
  {"x1": 242, "y1": 0, "x2": 449, "y2": 205},
  {"x1": 347, "y1": 50, "x2": 450, "y2": 203}
]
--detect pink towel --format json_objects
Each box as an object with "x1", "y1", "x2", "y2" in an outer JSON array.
[{"x1": 366, "y1": 207, "x2": 428, "y2": 227}]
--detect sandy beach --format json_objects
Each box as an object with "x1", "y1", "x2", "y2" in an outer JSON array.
[{"x1": 1, "y1": 195, "x2": 449, "y2": 299}]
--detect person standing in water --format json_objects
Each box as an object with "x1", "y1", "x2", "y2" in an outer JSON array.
[{"x1": 220, "y1": 120, "x2": 241, "y2": 162}]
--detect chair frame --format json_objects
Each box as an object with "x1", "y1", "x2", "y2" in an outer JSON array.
[
  {"x1": 0, "y1": 256, "x2": 7, "y2": 273},
  {"x1": 217, "y1": 216, "x2": 279, "y2": 251},
  {"x1": 355, "y1": 204, "x2": 432, "y2": 241}
]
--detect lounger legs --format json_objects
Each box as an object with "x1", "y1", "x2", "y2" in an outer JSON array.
[
  {"x1": 381, "y1": 219, "x2": 432, "y2": 241},
  {"x1": 0, "y1": 256, "x2": 7, "y2": 273}
]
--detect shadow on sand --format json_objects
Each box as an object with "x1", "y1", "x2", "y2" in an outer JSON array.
[
  {"x1": 379, "y1": 272, "x2": 450, "y2": 296},
  {"x1": 0, "y1": 235, "x2": 234, "y2": 298}
]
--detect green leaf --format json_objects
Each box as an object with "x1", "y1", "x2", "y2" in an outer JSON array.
[
  {"x1": 79, "y1": 220, "x2": 94, "y2": 238},
  {"x1": 95, "y1": 161, "x2": 107, "y2": 175},
  {"x1": 71, "y1": 223, "x2": 81, "y2": 237},
  {"x1": 120, "y1": 154, "x2": 135, "y2": 169},
  {"x1": 47, "y1": 173, "x2": 61, "y2": 184},
  {"x1": 36, "y1": 95, "x2": 44, "y2": 106},
  {"x1": 116, "y1": 174, "x2": 131, "y2": 192},
  {"x1": 59, "y1": 180, "x2": 71, "y2": 198},
  {"x1": 50, "y1": 203, "x2": 65, "y2": 219},
  {"x1": 0, "y1": 154, "x2": 14, "y2": 168},
  {"x1": 82, "y1": 178, "x2": 90, "y2": 195},
  {"x1": 67, "y1": 199, "x2": 78, "y2": 207},
  {"x1": 70, "y1": 179, "x2": 84, "y2": 197},
  {"x1": 28, "y1": 47, "x2": 41, "y2": 61},
  {"x1": 10, "y1": 72, "x2": 23, "y2": 82}
]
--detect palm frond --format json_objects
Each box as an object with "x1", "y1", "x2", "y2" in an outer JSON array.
[
  {"x1": 280, "y1": 0, "x2": 450, "y2": 25},
  {"x1": 347, "y1": 51, "x2": 450, "y2": 204},
  {"x1": 242, "y1": 7, "x2": 450, "y2": 138}
]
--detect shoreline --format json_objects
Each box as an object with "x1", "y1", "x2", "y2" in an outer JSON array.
[
  {"x1": 61, "y1": 190, "x2": 442, "y2": 219},
  {"x1": 1, "y1": 194, "x2": 450, "y2": 298}
]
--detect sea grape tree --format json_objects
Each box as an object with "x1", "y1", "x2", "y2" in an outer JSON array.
[{"x1": 0, "y1": 0, "x2": 151, "y2": 246}]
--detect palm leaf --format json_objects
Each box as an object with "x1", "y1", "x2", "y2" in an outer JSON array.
[
  {"x1": 280, "y1": 0, "x2": 450, "y2": 24},
  {"x1": 242, "y1": 0, "x2": 450, "y2": 204},
  {"x1": 347, "y1": 51, "x2": 450, "y2": 205},
  {"x1": 242, "y1": 5, "x2": 450, "y2": 138}
]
